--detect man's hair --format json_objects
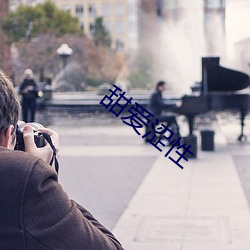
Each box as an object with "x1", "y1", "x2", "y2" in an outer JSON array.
[
  {"x1": 0, "y1": 71, "x2": 20, "y2": 143},
  {"x1": 156, "y1": 80, "x2": 166, "y2": 90}
]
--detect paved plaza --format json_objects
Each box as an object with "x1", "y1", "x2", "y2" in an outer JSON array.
[{"x1": 37, "y1": 110, "x2": 250, "y2": 250}]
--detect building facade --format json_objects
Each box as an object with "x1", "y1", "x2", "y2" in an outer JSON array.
[
  {"x1": 9, "y1": 0, "x2": 44, "y2": 10},
  {"x1": 9, "y1": 0, "x2": 138, "y2": 51},
  {"x1": 138, "y1": 0, "x2": 227, "y2": 55},
  {"x1": 50, "y1": 0, "x2": 138, "y2": 51},
  {"x1": 137, "y1": 0, "x2": 157, "y2": 42}
]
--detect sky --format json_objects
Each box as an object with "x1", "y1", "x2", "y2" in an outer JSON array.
[{"x1": 226, "y1": 0, "x2": 250, "y2": 58}]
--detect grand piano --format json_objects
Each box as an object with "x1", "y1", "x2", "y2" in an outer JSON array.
[{"x1": 175, "y1": 57, "x2": 250, "y2": 141}]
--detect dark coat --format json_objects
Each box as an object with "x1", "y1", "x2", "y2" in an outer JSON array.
[
  {"x1": 0, "y1": 147, "x2": 124, "y2": 250},
  {"x1": 148, "y1": 89, "x2": 164, "y2": 115},
  {"x1": 19, "y1": 79, "x2": 38, "y2": 99}
]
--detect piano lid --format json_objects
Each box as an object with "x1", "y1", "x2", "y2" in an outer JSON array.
[{"x1": 201, "y1": 57, "x2": 250, "y2": 92}]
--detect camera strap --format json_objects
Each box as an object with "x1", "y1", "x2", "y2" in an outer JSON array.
[{"x1": 41, "y1": 132, "x2": 59, "y2": 174}]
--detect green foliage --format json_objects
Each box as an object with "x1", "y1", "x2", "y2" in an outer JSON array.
[
  {"x1": 92, "y1": 17, "x2": 111, "y2": 47},
  {"x1": 86, "y1": 73, "x2": 104, "y2": 87},
  {"x1": 128, "y1": 50, "x2": 153, "y2": 88},
  {"x1": 1, "y1": 0, "x2": 80, "y2": 42}
]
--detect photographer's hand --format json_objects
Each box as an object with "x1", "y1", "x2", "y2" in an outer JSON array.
[{"x1": 23, "y1": 125, "x2": 59, "y2": 165}]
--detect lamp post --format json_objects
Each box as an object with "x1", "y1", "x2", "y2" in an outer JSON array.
[{"x1": 56, "y1": 43, "x2": 73, "y2": 68}]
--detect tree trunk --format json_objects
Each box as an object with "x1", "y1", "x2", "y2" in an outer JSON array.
[{"x1": 0, "y1": 0, "x2": 12, "y2": 78}]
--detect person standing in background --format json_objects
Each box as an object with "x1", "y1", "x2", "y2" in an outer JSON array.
[{"x1": 19, "y1": 69, "x2": 39, "y2": 122}]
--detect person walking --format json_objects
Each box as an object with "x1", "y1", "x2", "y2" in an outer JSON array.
[{"x1": 19, "y1": 69, "x2": 39, "y2": 122}]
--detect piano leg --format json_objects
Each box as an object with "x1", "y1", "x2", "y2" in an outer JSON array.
[
  {"x1": 186, "y1": 111, "x2": 247, "y2": 141},
  {"x1": 187, "y1": 115, "x2": 195, "y2": 135},
  {"x1": 238, "y1": 109, "x2": 247, "y2": 141}
]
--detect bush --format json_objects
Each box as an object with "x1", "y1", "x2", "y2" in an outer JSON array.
[
  {"x1": 128, "y1": 49, "x2": 153, "y2": 89},
  {"x1": 86, "y1": 73, "x2": 114, "y2": 87},
  {"x1": 86, "y1": 74, "x2": 103, "y2": 87}
]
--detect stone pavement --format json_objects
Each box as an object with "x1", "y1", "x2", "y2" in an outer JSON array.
[
  {"x1": 111, "y1": 118, "x2": 250, "y2": 249},
  {"x1": 49, "y1": 123, "x2": 159, "y2": 230},
  {"x1": 42, "y1": 111, "x2": 250, "y2": 250}
]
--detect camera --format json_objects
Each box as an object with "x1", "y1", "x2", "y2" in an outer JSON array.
[{"x1": 14, "y1": 122, "x2": 46, "y2": 151}]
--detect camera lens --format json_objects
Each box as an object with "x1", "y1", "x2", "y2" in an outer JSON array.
[{"x1": 18, "y1": 122, "x2": 44, "y2": 131}]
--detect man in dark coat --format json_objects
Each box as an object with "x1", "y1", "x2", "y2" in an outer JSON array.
[
  {"x1": 147, "y1": 80, "x2": 180, "y2": 142},
  {"x1": 0, "y1": 70, "x2": 124, "y2": 249}
]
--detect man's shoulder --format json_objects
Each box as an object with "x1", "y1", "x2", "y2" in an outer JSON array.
[
  {"x1": 150, "y1": 90, "x2": 157, "y2": 97},
  {"x1": 151, "y1": 90, "x2": 158, "y2": 95},
  {"x1": 0, "y1": 147, "x2": 45, "y2": 205},
  {"x1": 150, "y1": 90, "x2": 161, "y2": 100},
  {"x1": 0, "y1": 147, "x2": 54, "y2": 180},
  {"x1": 0, "y1": 147, "x2": 40, "y2": 175}
]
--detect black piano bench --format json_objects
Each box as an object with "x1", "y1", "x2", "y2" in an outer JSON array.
[{"x1": 181, "y1": 135, "x2": 197, "y2": 159}]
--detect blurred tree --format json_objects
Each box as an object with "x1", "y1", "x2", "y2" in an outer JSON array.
[
  {"x1": 128, "y1": 49, "x2": 153, "y2": 88},
  {"x1": 14, "y1": 33, "x2": 121, "y2": 89},
  {"x1": 1, "y1": 0, "x2": 80, "y2": 43},
  {"x1": 14, "y1": 34, "x2": 63, "y2": 83},
  {"x1": 84, "y1": 39, "x2": 120, "y2": 86},
  {"x1": 0, "y1": 0, "x2": 11, "y2": 76},
  {"x1": 91, "y1": 17, "x2": 111, "y2": 47}
]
